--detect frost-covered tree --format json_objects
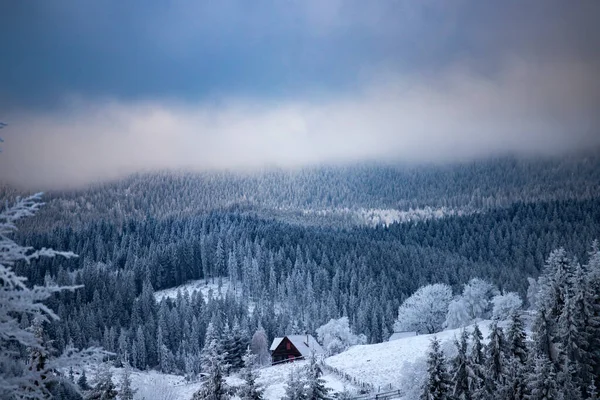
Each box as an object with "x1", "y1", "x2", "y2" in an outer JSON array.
[
  {"x1": 305, "y1": 352, "x2": 331, "y2": 400},
  {"x1": 0, "y1": 192, "x2": 102, "y2": 399},
  {"x1": 467, "y1": 325, "x2": 486, "y2": 399},
  {"x1": 528, "y1": 356, "x2": 560, "y2": 400},
  {"x1": 421, "y1": 337, "x2": 450, "y2": 400},
  {"x1": 445, "y1": 297, "x2": 471, "y2": 330},
  {"x1": 491, "y1": 293, "x2": 523, "y2": 321},
  {"x1": 86, "y1": 364, "x2": 118, "y2": 400},
  {"x1": 78, "y1": 370, "x2": 90, "y2": 391},
  {"x1": 445, "y1": 279, "x2": 499, "y2": 329},
  {"x1": 238, "y1": 348, "x2": 264, "y2": 400},
  {"x1": 394, "y1": 284, "x2": 452, "y2": 334},
  {"x1": 506, "y1": 313, "x2": 527, "y2": 365},
  {"x1": 450, "y1": 329, "x2": 471, "y2": 400},
  {"x1": 283, "y1": 366, "x2": 307, "y2": 400},
  {"x1": 250, "y1": 327, "x2": 271, "y2": 366},
  {"x1": 193, "y1": 338, "x2": 229, "y2": 400},
  {"x1": 484, "y1": 322, "x2": 507, "y2": 395},
  {"x1": 119, "y1": 365, "x2": 136, "y2": 400},
  {"x1": 316, "y1": 317, "x2": 365, "y2": 356}
]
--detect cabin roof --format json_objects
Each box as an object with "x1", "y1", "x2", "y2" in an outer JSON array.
[{"x1": 269, "y1": 335, "x2": 324, "y2": 356}]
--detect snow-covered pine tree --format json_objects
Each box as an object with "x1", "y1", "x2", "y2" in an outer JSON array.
[
  {"x1": 583, "y1": 244, "x2": 600, "y2": 387},
  {"x1": 78, "y1": 370, "x2": 90, "y2": 391},
  {"x1": 506, "y1": 312, "x2": 528, "y2": 365},
  {"x1": 0, "y1": 192, "x2": 93, "y2": 399},
  {"x1": 450, "y1": 329, "x2": 471, "y2": 400},
  {"x1": 283, "y1": 366, "x2": 307, "y2": 400},
  {"x1": 421, "y1": 337, "x2": 451, "y2": 400},
  {"x1": 86, "y1": 364, "x2": 118, "y2": 400},
  {"x1": 224, "y1": 321, "x2": 247, "y2": 371},
  {"x1": 305, "y1": 352, "x2": 331, "y2": 400},
  {"x1": 528, "y1": 356, "x2": 560, "y2": 400},
  {"x1": 238, "y1": 348, "x2": 264, "y2": 400},
  {"x1": 468, "y1": 325, "x2": 486, "y2": 399},
  {"x1": 119, "y1": 365, "x2": 136, "y2": 400},
  {"x1": 484, "y1": 321, "x2": 507, "y2": 396},
  {"x1": 193, "y1": 338, "x2": 229, "y2": 400},
  {"x1": 557, "y1": 291, "x2": 587, "y2": 395},
  {"x1": 502, "y1": 313, "x2": 529, "y2": 400}
]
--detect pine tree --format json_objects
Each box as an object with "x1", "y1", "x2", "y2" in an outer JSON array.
[
  {"x1": 450, "y1": 329, "x2": 471, "y2": 400},
  {"x1": 468, "y1": 325, "x2": 486, "y2": 399},
  {"x1": 484, "y1": 321, "x2": 507, "y2": 396},
  {"x1": 119, "y1": 365, "x2": 137, "y2": 400},
  {"x1": 283, "y1": 366, "x2": 307, "y2": 400},
  {"x1": 587, "y1": 380, "x2": 598, "y2": 400},
  {"x1": 86, "y1": 364, "x2": 118, "y2": 400},
  {"x1": 305, "y1": 352, "x2": 331, "y2": 400},
  {"x1": 501, "y1": 356, "x2": 528, "y2": 400},
  {"x1": 506, "y1": 312, "x2": 528, "y2": 365},
  {"x1": 238, "y1": 348, "x2": 264, "y2": 400},
  {"x1": 528, "y1": 356, "x2": 560, "y2": 400},
  {"x1": 421, "y1": 337, "x2": 451, "y2": 400},
  {"x1": 193, "y1": 339, "x2": 229, "y2": 400},
  {"x1": 0, "y1": 193, "x2": 78, "y2": 398},
  {"x1": 78, "y1": 370, "x2": 90, "y2": 391}
]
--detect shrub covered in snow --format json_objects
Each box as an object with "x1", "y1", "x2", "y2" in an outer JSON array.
[
  {"x1": 394, "y1": 284, "x2": 453, "y2": 334},
  {"x1": 444, "y1": 278, "x2": 500, "y2": 329},
  {"x1": 316, "y1": 317, "x2": 366, "y2": 356},
  {"x1": 491, "y1": 292, "x2": 523, "y2": 321}
]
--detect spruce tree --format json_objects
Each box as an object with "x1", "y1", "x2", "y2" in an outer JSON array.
[
  {"x1": 119, "y1": 365, "x2": 137, "y2": 400},
  {"x1": 468, "y1": 325, "x2": 486, "y2": 399},
  {"x1": 506, "y1": 312, "x2": 528, "y2": 365},
  {"x1": 450, "y1": 329, "x2": 471, "y2": 400},
  {"x1": 193, "y1": 339, "x2": 229, "y2": 400},
  {"x1": 421, "y1": 337, "x2": 451, "y2": 400},
  {"x1": 305, "y1": 352, "x2": 331, "y2": 400},
  {"x1": 78, "y1": 370, "x2": 90, "y2": 391},
  {"x1": 283, "y1": 366, "x2": 306, "y2": 400},
  {"x1": 528, "y1": 356, "x2": 560, "y2": 400},
  {"x1": 484, "y1": 321, "x2": 507, "y2": 396},
  {"x1": 238, "y1": 348, "x2": 264, "y2": 400},
  {"x1": 86, "y1": 364, "x2": 118, "y2": 400}
]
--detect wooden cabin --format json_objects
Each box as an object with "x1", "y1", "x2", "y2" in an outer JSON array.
[{"x1": 270, "y1": 334, "x2": 324, "y2": 364}]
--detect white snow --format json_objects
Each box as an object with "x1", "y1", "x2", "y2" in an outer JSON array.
[
  {"x1": 154, "y1": 279, "x2": 233, "y2": 303},
  {"x1": 79, "y1": 321, "x2": 508, "y2": 399},
  {"x1": 325, "y1": 321, "x2": 495, "y2": 392}
]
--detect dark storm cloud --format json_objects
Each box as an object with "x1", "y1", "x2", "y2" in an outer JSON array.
[{"x1": 0, "y1": 1, "x2": 598, "y2": 187}]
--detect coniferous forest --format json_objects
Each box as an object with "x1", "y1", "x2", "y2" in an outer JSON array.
[{"x1": 2, "y1": 154, "x2": 600, "y2": 399}]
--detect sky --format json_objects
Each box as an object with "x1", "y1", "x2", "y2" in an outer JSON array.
[{"x1": 0, "y1": 1, "x2": 599, "y2": 188}]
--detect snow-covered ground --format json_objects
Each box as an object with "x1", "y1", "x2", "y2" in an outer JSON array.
[
  {"x1": 86, "y1": 321, "x2": 506, "y2": 399},
  {"x1": 325, "y1": 321, "x2": 495, "y2": 392},
  {"x1": 154, "y1": 278, "x2": 233, "y2": 302},
  {"x1": 98, "y1": 360, "x2": 352, "y2": 400}
]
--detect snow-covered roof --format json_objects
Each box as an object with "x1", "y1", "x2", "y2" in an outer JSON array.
[
  {"x1": 388, "y1": 331, "x2": 417, "y2": 341},
  {"x1": 269, "y1": 335, "x2": 324, "y2": 356},
  {"x1": 269, "y1": 337, "x2": 284, "y2": 351}
]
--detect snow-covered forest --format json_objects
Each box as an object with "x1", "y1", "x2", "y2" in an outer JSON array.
[{"x1": 1, "y1": 152, "x2": 600, "y2": 399}]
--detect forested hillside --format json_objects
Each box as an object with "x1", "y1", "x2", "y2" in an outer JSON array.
[
  {"x1": 4, "y1": 155, "x2": 598, "y2": 386},
  {"x1": 11, "y1": 153, "x2": 600, "y2": 232}
]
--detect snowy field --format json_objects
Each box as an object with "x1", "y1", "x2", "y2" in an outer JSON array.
[
  {"x1": 154, "y1": 279, "x2": 233, "y2": 302},
  {"x1": 80, "y1": 321, "x2": 513, "y2": 399},
  {"x1": 325, "y1": 321, "x2": 495, "y2": 391},
  {"x1": 99, "y1": 360, "x2": 352, "y2": 400}
]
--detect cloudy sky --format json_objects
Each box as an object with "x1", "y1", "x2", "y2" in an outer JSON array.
[{"x1": 1, "y1": 1, "x2": 599, "y2": 188}]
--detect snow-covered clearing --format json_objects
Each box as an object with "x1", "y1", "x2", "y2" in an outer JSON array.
[
  {"x1": 325, "y1": 321, "x2": 495, "y2": 392},
  {"x1": 97, "y1": 361, "x2": 351, "y2": 400},
  {"x1": 154, "y1": 278, "x2": 234, "y2": 302}
]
